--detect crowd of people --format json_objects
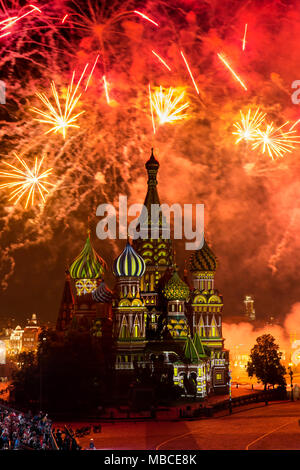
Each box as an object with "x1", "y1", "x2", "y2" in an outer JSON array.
[
  {"x1": 53, "y1": 427, "x2": 81, "y2": 450},
  {"x1": 0, "y1": 408, "x2": 53, "y2": 450}
]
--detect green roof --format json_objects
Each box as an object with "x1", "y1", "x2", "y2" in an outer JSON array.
[
  {"x1": 184, "y1": 336, "x2": 199, "y2": 363},
  {"x1": 193, "y1": 332, "x2": 207, "y2": 358}
]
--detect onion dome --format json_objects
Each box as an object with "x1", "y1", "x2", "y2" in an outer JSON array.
[
  {"x1": 69, "y1": 233, "x2": 106, "y2": 280},
  {"x1": 163, "y1": 269, "x2": 190, "y2": 301},
  {"x1": 92, "y1": 282, "x2": 114, "y2": 303},
  {"x1": 189, "y1": 239, "x2": 217, "y2": 273},
  {"x1": 113, "y1": 241, "x2": 146, "y2": 277},
  {"x1": 145, "y1": 147, "x2": 159, "y2": 171}
]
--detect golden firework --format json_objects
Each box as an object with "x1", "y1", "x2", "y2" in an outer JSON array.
[
  {"x1": 31, "y1": 67, "x2": 87, "y2": 139},
  {"x1": 0, "y1": 154, "x2": 54, "y2": 208},
  {"x1": 150, "y1": 86, "x2": 189, "y2": 126},
  {"x1": 233, "y1": 108, "x2": 266, "y2": 143},
  {"x1": 252, "y1": 122, "x2": 300, "y2": 159}
]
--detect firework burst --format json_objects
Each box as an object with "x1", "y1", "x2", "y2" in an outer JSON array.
[
  {"x1": 252, "y1": 122, "x2": 300, "y2": 159},
  {"x1": 150, "y1": 86, "x2": 190, "y2": 126},
  {"x1": 233, "y1": 108, "x2": 266, "y2": 143},
  {"x1": 31, "y1": 67, "x2": 87, "y2": 139},
  {"x1": 0, "y1": 154, "x2": 54, "y2": 208}
]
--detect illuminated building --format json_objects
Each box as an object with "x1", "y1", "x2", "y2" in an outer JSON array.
[
  {"x1": 56, "y1": 149, "x2": 229, "y2": 397},
  {"x1": 8, "y1": 325, "x2": 24, "y2": 355},
  {"x1": 244, "y1": 295, "x2": 256, "y2": 321},
  {"x1": 22, "y1": 314, "x2": 41, "y2": 352},
  {"x1": 230, "y1": 344, "x2": 250, "y2": 381},
  {"x1": 0, "y1": 341, "x2": 6, "y2": 365},
  {"x1": 290, "y1": 336, "x2": 300, "y2": 369}
]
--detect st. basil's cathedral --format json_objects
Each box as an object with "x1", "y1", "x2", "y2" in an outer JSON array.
[{"x1": 56, "y1": 150, "x2": 229, "y2": 398}]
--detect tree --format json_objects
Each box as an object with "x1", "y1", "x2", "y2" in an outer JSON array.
[
  {"x1": 247, "y1": 334, "x2": 286, "y2": 390},
  {"x1": 12, "y1": 351, "x2": 39, "y2": 406},
  {"x1": 12, "y1": 328, "x2": 114, "y2": 414}
]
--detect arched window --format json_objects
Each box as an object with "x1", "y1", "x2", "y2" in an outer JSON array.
[
  {"x1": 120, "y1": 317, "x2": 129, "y2": 339},
  {"x1": 133, "y1": 317, "x2": 139, "y2": 338}
]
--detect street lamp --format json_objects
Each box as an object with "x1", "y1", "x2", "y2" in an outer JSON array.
[
  {"x1": 288, "y1": 363, "x2": 294, "y2": 402},
  {"x1": 228, "y1": 369, "x2": 232, "y2": 414}
]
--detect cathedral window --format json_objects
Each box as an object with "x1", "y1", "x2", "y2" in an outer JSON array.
[
  {"x1": 133, "y1": 317, "x2": 140, "y2": 337},
  {"x1": 210, "y1": 327, "x2": 216, "y2": 337}
]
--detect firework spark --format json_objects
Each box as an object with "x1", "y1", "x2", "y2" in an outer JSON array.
[
  {"x1": 151, "y1": 50, "x2": 171, "y2": 71},
  {"x1": 0, "y1": 4, "x2": 41, "y2": 32},
  {"x1": 133, "y1": 10, "x2": 159, "y2": 27},
  {"x1": 103, "y1": 75, "x2": 110, "y2": 103},
  {"x1": 180, "y1": 50, "x2": 199, "y2": 95},
  {"x1": 150, "y1": 86, "x2": 189, "y2": 126},
  {"x1": 252, "y1": 122, "x2": 300, "y2": 159},
  {"x1": 61, "y1": 14, "x2": 69, "y2": 24},
  {"x1": 233, "y1": 108, "x2": 266, "y2": 143},
  {"x1": 0, "y1": 154, "x2": 54, "y2": 208},
  {"x1": 85, "y1": 55, "x2": 100, "y2": 91},
  {"x1": 31, "y1": 66, "x2": 88, "y2": 139},
  {"x1": 217, "y1": 53, "x2": 247, "y2": 91},
  {"x1": 242, "y1": 23, "x2": 247, "y2": 51},
  {"x1": 0, "y1": 31, "x2": 10, "y2": 38}
]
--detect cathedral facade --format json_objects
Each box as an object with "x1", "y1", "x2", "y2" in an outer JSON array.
[{"x1": 56, "y1": 150, "x2": 229, "y2": 398}]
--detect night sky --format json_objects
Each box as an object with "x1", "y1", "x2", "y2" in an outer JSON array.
[{"x1": 1, "y1": 0, "x2": 300, "y2": 326}]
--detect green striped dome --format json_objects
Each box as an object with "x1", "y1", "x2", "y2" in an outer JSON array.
[
  {"x1": 163, "y1": 270, "x2": 190, "y2": 301},
  {"x1": 69, "y1": 234, "x2": 106, "y2": 280}
]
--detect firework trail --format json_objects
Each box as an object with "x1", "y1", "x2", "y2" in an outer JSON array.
[
  {"x1": 180, "y1": 50, "x2": 199, "y2": 95},
  {"x1": 151, "y1": 50, "x2": 171, "y2": 71},
  {"x1": 217, "y1": 53, "x2": 247, "y2": 91},
  {"x1": 242, "y1": 23, "x2": 247, "y2": 51}
]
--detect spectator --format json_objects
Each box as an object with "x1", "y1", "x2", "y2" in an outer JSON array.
[{"x1": 0, "y1": 407, "x2": 53, "y2": 450}]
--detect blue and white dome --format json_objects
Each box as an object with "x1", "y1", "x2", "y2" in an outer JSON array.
[{"x1": 113, "y1": 241, "x2": 146, "y2": 277}]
